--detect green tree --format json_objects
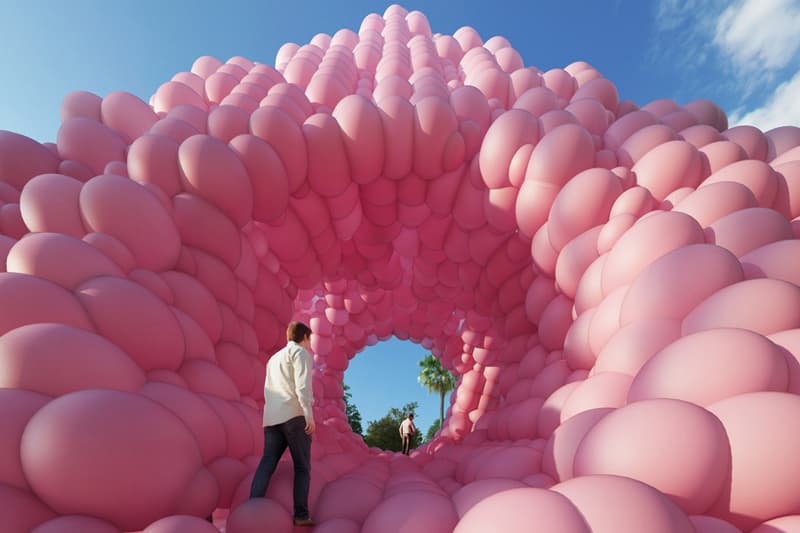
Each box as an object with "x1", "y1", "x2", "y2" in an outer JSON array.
[
  {"x1": 424, "y1": 419, "x2": 441, "y2": 442},
  {"x1": 363, "y1": 402, "x2": 421, "y2": 452},
  {"x1": 418, "y1": 354, "x2": 456, "y2": 428},
  {"x1": 342, "y1": 383, "x2": 363, "y2": 435}
]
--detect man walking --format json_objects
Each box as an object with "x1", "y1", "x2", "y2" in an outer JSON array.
[
  {"x1": 399, "y1": 413, "x2": 417, "y2": 455},
  {"x1": 250, "y1": 322, "x2": 316, "y2": 527}
]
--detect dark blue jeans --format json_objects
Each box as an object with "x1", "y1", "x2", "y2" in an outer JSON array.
[{"x1": 249, "y1": 416, "x2": 312, "y2": 519}]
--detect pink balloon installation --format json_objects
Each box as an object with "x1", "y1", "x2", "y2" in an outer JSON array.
[{"x1": 0, "y1": 6, "x2": 798, "y2": 532}]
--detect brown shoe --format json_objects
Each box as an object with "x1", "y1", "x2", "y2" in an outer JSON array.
[{"x1": 293, "y1": 517, "x2": 316, "y2": 527}]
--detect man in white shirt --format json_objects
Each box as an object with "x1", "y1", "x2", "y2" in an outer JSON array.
[
  {"x1": 250, "y1": 321, "x2": 316, "y2": 527},
  {"x1": 399, "y1": 413, "x2": 417, "y2": 455}
]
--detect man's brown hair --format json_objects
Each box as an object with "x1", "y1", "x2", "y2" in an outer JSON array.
[{"x1": 286, "y1": 321, "x2": 312, "y2": 343}]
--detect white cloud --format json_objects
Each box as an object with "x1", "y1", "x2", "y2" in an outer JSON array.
[
  {"x1": 729, "y1": 69, "x2": 800, "y2": 130},
  {"x1": 714, "y1": 0, "x2": 800, "y2": 74}
]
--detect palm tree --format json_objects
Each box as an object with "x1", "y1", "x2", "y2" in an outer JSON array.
[{"x1": 417, "y1": 354, "x2": 456, "y2": 428}]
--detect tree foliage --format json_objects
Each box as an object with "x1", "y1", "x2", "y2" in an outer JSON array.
[
  {"x1": 417, "y1": 354, "x2": 456, "y2": 427},
  {"x1": 342, "y1": 383, "x2": 363, "y2": 435},
  {"x1": 363, "y1": 402, "x2": 421, "y2": 452},
  {"x1": 424, "y1": 418, "x2": 441, "y2": 442}
]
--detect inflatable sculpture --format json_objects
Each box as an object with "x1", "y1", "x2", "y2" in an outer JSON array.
[{"x1": 2, "y1": 4, "x2": 800, "y2": 532}]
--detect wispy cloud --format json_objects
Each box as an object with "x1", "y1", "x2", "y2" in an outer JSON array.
[
  {"x1": 729, "y1": 70, "x2": 800, "y2": 130},
  {"x1": 714, "y1": 0, "x2": 800, "y2": 75},
  {"x1": 651, "y1": 0, "x2": 800, "y2": 131}
]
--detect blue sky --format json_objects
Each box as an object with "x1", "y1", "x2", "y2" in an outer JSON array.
[{"x1": 1, "y1": 0, "x2": 798, "y2": 434}]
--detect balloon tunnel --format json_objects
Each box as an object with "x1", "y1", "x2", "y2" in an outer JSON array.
[{"x1": 2, "y1": 4, "x2": 800, "y2": 532}]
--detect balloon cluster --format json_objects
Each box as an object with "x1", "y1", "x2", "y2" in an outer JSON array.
[{"x1": 1, "y1": 4, "x2": 800, "y2": 532}]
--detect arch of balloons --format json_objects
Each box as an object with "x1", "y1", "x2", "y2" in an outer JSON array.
[{"x1": 1, "y1": 5, "x2": 800, "y2": 533}]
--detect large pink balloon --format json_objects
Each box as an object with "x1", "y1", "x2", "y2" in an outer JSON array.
[
  {"x1": 574, "y1": 399, "x2": 730, "y2": 514},
  {"x1": 552, "y1": 474, "x2": 695, "y2": 533},
  {"x1": 628, "y1": 328, "x2": 789, "y2": 405},
  {"x1": 31, "y1": 515, "x2": 121, "y2": 533},
  {"x1": 226, "y1": 498, "x2": 293, "y2": 533},
  {"x1": 20, "y1": 390, "x2": 202, "y2": 531},
  {"x1": 142, "y1": 515, "x2": 219, "y2": 533},
  {"x1": 454, "y1": 487, "x2": 591, "y2": 533},
  {"x1": 79, "y1": 174, "x2": 181, "y2": 271},
  {"x1": 0, "y1": 323, "x2": 145, "y2": 395},
  {"x1": 708, "y1": 392, "x2": 800, "y2": 530}
]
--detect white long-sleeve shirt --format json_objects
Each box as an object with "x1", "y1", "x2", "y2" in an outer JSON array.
[{"x1": 262, "y1": 341, "x2": 314, "y2": 427}]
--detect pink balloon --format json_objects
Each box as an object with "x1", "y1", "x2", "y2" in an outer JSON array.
[
  {"x1": 101, "y1": 91, "x2": 158, "y2": 143},
  {"x1": 452, "y1": 478, "x2": 527, "y2": 517},
  {"x1": 689, "y1": 515, "x2": 743, "y2": 533},
  {"x1": 0, "y1": 272, "x2": 93, "y2": 336},
  {"x1": 178, "y1": 135, "x2": 254, "y2": 227},
  {"x1": 548, "y1": 168, "x2": 623, "y2": 251},
  {"x1": 363, "y1": 491, "x2": 458, "y2": 533},
  {"x1": 21, "y1": 390, "x2": 202, "y2": 531},
  {"x1": 61, "y1": 90, "x2": 102, "y2": 122},
  {"x1": 559, "y1": 372, "x2": 632, "y2": 422},
  {"x1": 594, "y1": 319, "x2": 681, "y2": 376},
  {"x1": 708, "y1": 392, "x2": 800, "y2": 530},
  {"x1": 75, "y1": 276, "x2": 184, "y2": 371},
  {"x1": 80, "y1": 174, "x2": 181, "y2": 271},
  {"x1": 0, "y1": 484, "x2": 57, "y2": 532},
  {"x1": 683, "y1": 278, "x2": 800, "y2": 337},
  {"x1": 620, "y1": 244, "x2": 743, "y2": 326},
  {"x1": 751, "y1": 515, "x2": 800, "y2": 533},
  {"x1": 0, "y1": 389, "x2": 50, "y2": 491},
  {"x1": 7, "y1": 233, "x2": 123, "y2": 289},
  {"x1": 32, "y1": 515, "x2": 122, "y2": 533},
  {"x1": 57, "y1": 118, "x2": 126, "y2": 175},
  {"x1": 708, "y1": 207, "x2": 792, "y2": 257},
  {"x1": 553, "y1": 474, "x2": 694, "y2": 533},
  {"x1": 226, "y1": 498, "x2": 293, "y2": 533},
  {"x1": 602, "y1": 211, "x2": 705, "y2": 295},
  {"x1": 142, "y1": 515, "x2": 219, "y2": 533},
  {"x1": 632, "y1": 140, "x2": 704, "y2": 201},
  {"x1": 629, "y1": 328, "x2": 789, "y2": 405},
  {"x1": 140, "y1": 381, "x2": 227, "y2": 464},
  {"x1": 574, "y1": 398, "x2": 730, "y2": 515},
  {"x1": 19, "y1": 174, "x2": 85, "y2": 237},
  {"x1": 315, "y1": 476, "x2": 383, "y2": 522},
  {"x1": 700, "y1": 160, "x2": 778, "y2": 208},
  {"x1": 454, "y1": 487, "x2": 591, "y2": 533},
  {"x1": 0, "y1": 323, "x2": 145, "y2": 395}
]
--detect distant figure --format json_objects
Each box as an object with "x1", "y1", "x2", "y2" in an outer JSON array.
[
  {"x1": 250, "y1": 322, "x2": 316, "y2": 527},
  {"x1": 399, "y1": 413, "x2": 417, "y2": 455}
]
